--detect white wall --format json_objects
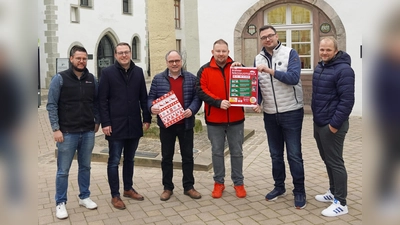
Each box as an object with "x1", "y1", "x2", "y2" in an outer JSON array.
[
  {"x1": 197, "y1": 0, "x2": 257, "y2": 65},
  {"x1": 38, "y1": 0, "x2": 147, "y2": 84}
]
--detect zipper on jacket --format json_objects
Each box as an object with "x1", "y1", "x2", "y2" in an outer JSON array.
[
  {"x1": 271, "y1": 63, "x2": 279, "y2": 114},
  {"x1": 261, "y1": 54, "x2": 279, "y2": 113},
  {"x1": 293, "y1": 87, "x2": 298, "y2": 104},
  {"x1": 79, "y1": 79, "x2": 83, "y2": 131},
  {"x1": 220, "y1": 66, "x2": 230, "y2": 124}
]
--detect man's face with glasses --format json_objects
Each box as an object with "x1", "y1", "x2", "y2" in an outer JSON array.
[
  {"x1": 70, "y1": 51, "x2": 88, "y2": 73},
  {"x1": 166, "y1": 51, "x2": 182, "y2": 75},
  {"x1": 115, "y1": 45, "x2": 131, "y2": 67},
  {"x1": 260, "y1": 28, "x2": 278, "y2": 50}
]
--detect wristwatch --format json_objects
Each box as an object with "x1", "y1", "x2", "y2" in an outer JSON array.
[{"x1": 53, "y1": 128, "x2": 60, "y2": 132}]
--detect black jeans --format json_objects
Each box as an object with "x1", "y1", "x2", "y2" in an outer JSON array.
[
  {"x1": 107, "y1": 138, "x2": 140, "y2": 197},
  {"x1": 160, "y1": 123, "x2": 195, "y2": 192},
  {"x1": 314, "y1": 120, "x2": 349, "y2": 205}
]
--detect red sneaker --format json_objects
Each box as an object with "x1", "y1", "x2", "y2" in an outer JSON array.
[
  {"x1": 234, "y1": 184, "x2": 247, "y2": 198},
  {"x1": 212, "y1": 182, "x2": 225, "y2": 198}
]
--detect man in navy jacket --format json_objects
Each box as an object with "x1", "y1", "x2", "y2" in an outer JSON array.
[
  {"x1": 148, "y1": 50, "x2": 202, "y2": 201},
  {"x1": 99, "y1": 42, "x2": 151, "y2": 210},
  {"x1": 312, "y1": 37, "x2": 355, "y2": 217}
]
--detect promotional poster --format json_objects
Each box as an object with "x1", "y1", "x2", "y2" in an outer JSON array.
[{"x1": 229, "y1": 67, "x2": 258, "y2": 107}]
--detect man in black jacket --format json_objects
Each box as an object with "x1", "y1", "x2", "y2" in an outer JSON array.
[
  {"x1": 99, "y1": 42, "x2": 151, "y2": 210},
  {"x1": 47, "y1": 45, "x2": 100, "y2": 219}
]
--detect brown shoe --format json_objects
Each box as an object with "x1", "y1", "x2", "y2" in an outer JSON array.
[
  {"x1": 184, "y1": 188, "x2": 202, "y2": 199},
  {"x1": 111, "y1": 196, "x2": 126, "y2": 210},
  {"x1": 160, "y1": 190, "x2": 173, "y2": 201},
  {"x1": 123, "y1": 189, "x2": 144, "y2": 201}
]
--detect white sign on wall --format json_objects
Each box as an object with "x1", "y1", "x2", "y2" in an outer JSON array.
[{"x1": 56, "y1": 58, "x2": 69, "y2": 73}]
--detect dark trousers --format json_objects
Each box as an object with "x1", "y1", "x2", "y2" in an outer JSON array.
[
  {"x1": 160, "y1": 123, "x2": 195, "y2": 192},
  {"x1": 107, "y1": 138, "x2": 140, "y2": 197},
  {"x1": 314, "y1": 120, "x2": 349, "y2": 205},
  {"x1": 263, "y1": 108, "x2": 305, "y2": 194}
]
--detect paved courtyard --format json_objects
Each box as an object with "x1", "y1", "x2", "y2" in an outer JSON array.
[{"x1": 38, "y1": 96, "x2": 362, "y2": 225}]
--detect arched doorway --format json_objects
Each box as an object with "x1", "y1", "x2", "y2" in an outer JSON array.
[
  {"x1": 97, "y1": 35, "x2": 115, "y2": 80},
  {"x1": 234, "y1": 0, "x2": 345, "y2": 112}
]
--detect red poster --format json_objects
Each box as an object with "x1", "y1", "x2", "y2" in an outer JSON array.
[
  {"x1": 152, "y1": 91, "x2": 185, "y2": 128},
  {"x1": 229, "y1": 67, "x2": 258, "y2": 107}
]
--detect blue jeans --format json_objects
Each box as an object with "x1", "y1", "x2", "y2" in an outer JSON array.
[
  {"x1": 263, "y1": 108, "x2": 305, "y2": 194},
  {"x1": 160, "y1": 123, "x2": 194, "y2": 191},
  {"x1": 207, "y1": 123, "x2": 244, "y2": 186},
  {"x1": 55, "y1": 131, "x2": 95, "y2": 205},
  {"x1": 107, "y1": 138, "x2": 140, "y2": 197}
]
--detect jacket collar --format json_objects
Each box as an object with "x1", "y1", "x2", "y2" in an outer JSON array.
[
  {"x1": 261, "y1": 41, "x2": 282, "y2": 57},
  {"x1": 115, "y1": 60, "x2": 135, "y2": 72},
  {"x1": 66, "y1": 67, "x2": 88, "y2": 80}
]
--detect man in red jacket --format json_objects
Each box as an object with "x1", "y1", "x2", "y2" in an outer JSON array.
[{"x1": 196, "y1": 39, "x2": 246, "y2": 198}]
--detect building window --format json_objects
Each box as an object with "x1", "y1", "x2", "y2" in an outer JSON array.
[
  {"x1": 80, "y1": 0, "x2": 92, "y2": 8},
  {"x1": 132, "y1": 37, "x2": 139, "y2": 60},
  {"x1": 174, "y1": 0, "x2": 181, "y2": 29},
  {"x1": 123, "y1": 0, "x2": 132, "y2": 14},
  {"x1": 265, "y1": 5, "x2": 312, "y2": 70},
  {"x1": 70, "y1": 6, "x2": 79, "y2": 23},
  {"x1": 176, "y1": 39, "x2": 181, "y2": 53},
  {"x1": 97, "y1": 35, "x2": 114, "y2": 79}
]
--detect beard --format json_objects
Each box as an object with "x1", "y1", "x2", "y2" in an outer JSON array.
[{"x1": 72, "y1": 64, "x2": 85, "y2": 72}]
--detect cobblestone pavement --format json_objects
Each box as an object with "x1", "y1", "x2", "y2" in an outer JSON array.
[{"x1": 38, "y1": 99, "x2": 362, "y2": 224}]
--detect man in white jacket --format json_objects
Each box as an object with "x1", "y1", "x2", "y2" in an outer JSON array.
[{"x1": 253, "y1": 25, "x2": 306, "y2": 209}]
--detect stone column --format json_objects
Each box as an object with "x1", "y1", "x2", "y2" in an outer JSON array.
[
  {"x1": 146, "y1": 0, "x2": 176, "y2": 78},
  {"x1": 43, "y1": 0, "x2": 59, "y2": 88}
]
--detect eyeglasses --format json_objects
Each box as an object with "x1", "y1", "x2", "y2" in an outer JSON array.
[
  {"x1": 167, "y1": 59, "x2": 181, "y2": 64},
  {"x1": 116, "y1": 51, "x2": 131, "y2": 56},
  {"x1": 260, "y1": 33, "x2": 276, "y2": 40},
  {"x1": 75, "y1": 57, "x2": 87, "y2": 62}
]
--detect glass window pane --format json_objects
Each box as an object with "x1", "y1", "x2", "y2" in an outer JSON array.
[
  {"x1": 132, "y1": 38, "x2": 137, "y2": 59},
  {"x1": 276, "y1": 31, "x2": 286, "y2": 44},
  {"x1": 292, "y1": 30, "x2": 311, "y2": 42},
  {"x1": 123, "y1": 0, "x2": 129, "y2": 13},
  {"x1": 267, "y1": 6, "x2": 286, "y2": 25},
  {"x1": 299, "y1": 57, "x2": 311, "y2": 69},
  {"x1": 292, "y1": 44, "x2": 311, "y2": 55},
  {"x1": 291, "y1": 6, "x2": 311, "y2": 24}
]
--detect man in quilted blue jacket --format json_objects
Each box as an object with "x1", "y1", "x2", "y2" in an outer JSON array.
[
  {"x1": 311, "y1": 37, "x2": 355, "y2": 217},
  {"x1": 148, "y1": 50, "x2": 202, "y2": 201}
]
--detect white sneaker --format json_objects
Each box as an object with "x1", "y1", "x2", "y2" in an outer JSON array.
[
  {"x1": 56, "y1": 202, "x2": 68, "y2": 219},
  {"x1": 315, "y1": 190, "x2": 334, "y2": 202},
  {"x1": 79, "y1": 197, "x2": 98, "y2": 209},
  {"x1": 321, "y1": 199, "x2": 348, "y2": 217}
]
